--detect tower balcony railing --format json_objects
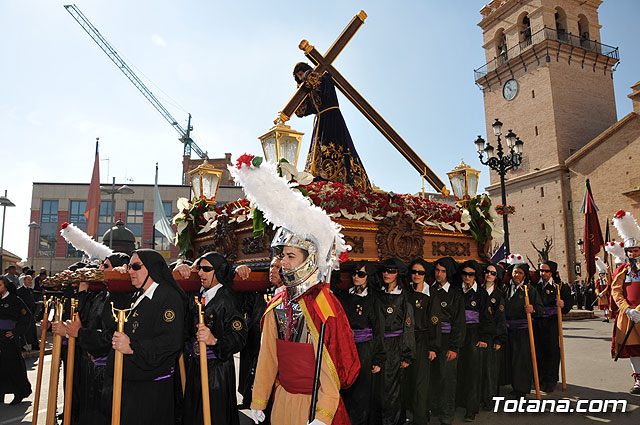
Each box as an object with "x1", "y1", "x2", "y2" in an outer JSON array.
[{"x1": 474, "y1": 26, "x2": 619, "y2": 81}]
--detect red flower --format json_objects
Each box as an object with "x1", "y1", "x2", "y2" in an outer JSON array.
[
  {"x1": 338, "y1": 251, "x2": 349, "y2": 264},
  {"x1": 615, "y1": 210, "x2": 626, "y2": 219},
  {"x1": 236, "y1": 153, "x2": 255, "y2": 169}
]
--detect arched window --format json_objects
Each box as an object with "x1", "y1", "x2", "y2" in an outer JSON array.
[
  {"x1": 519, "y1": 13, "x2": 532, "y2": 47},
  {"x1": 578, "y1": 14, "x2": 590, "y2": 48},
  {"x1": 495, "y1": 29, "x2": 507, "y2": 63},
  {"x1": 555, "y1": 8, "x2": 568, "y2": 41}
]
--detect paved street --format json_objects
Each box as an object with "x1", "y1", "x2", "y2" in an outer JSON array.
[{"x1": 1, "y1": 310, "x2": 639, "y2": 424}]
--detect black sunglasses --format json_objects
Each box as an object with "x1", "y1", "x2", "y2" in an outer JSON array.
[
  {"x1": 410, "y1": 270, "x2": 426, "y2": 276},
  {"x1": 197, "y1": 265, "x2": 215, "y2": 273},
  {"x1": 128, "y1": 263, "x2": 143, "y2": 271},
  {"x1": 485, "y1": 270, "x2": 497, "y2": 276},
  {"x1": 461, "y1": 271, "x2": 476, "y2": 277},
  {"x1": 352, "y1": 271, "x2": 367, "y2": 278},
  {"x1": 383, "y1": 268, "x2": 398, "y2": 274},
  {"x1": 540, "y1": 269, "x2": 552, "y2": 273}
]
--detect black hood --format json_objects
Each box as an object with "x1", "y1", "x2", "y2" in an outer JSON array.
[
  {"x1": 106, "y1": 253, "x2": 130, "y2": 268},
  {"x1": 509, "y1": 263, "x2": 530, "y2": 284},
  {"x1": 134, "y1": 249, "x2": 187, "y2": 302},
  {"x1": 197, "y1": 252, "x2": 235, "y2": 287},
  {"x1": 434, "y1": 256, "x2": 459, "y2": 285},
  {"x1": 461, "y1": 260, "x2": 482, "y2": 279}
]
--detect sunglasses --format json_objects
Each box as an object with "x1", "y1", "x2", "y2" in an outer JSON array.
[
  {"x1": 352, "y1": 271, "x2": 367, "y2": 278},
  {"x1": 540, "y1": 269, "x2": 552, "y2": 273},
  {"x1": 127, "y1": 263, "x2": 143, "y2": 271},
  {"x1": 461, "y1": 271, "x2": 476, "y2": 277},
  {"x1": 383, "y1": 268, "x2": 398, "y2": 274},
  {"x1": 410, "y1": 270, "x2": 426, "y2": 276},
  {"x1": 485, "y1": 270, "x2": 497, "y2": 276},
  {"x1": 197, "y1": 265, "x2": 215, "y2": 273}
]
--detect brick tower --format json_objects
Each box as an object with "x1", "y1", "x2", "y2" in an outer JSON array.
[{"x1": 474, "y1": 0, "x2": 619, "y2": 279}]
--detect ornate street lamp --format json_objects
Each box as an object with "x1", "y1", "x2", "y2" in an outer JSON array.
[
  {"x1": 259, "y1": 122, "x2": 304, "y2": 167},
  {"x1": 28, "y1": 221, "x2": 40, "y2": 269},
  {"x1": 446, "y1": 160, "x2": 481, "y2": 207},
  {"x1": 475, "y1": 118, "x2": 524, "y2": 256},
  {"x1": 188, "y1": 160, "x2": 223, "y2": 204}
]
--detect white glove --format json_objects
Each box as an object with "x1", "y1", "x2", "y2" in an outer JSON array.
[
  {"x1": 626, "y1": 308, "x2": 640, "y2": 324},
  {"x1": 250, "y1": 409, "x2": 265, "y2": 424},
  {"x1": 307, "y1": 420, "x2": 327, "y2": 425}
]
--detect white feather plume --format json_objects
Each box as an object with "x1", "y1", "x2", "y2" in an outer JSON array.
[
  {"x1": 506, "y1": 253, "x2": 526, "y2": 265},
  {"x1": 604, "y1": 241, "x2": 625, "y2": 264},
  {"x1": 60, "y1": 222, "x2": 113, "y2": 260},
  {"x1": 595, "y1": 256, "x2": 607, "y2": 274},
  {"x1": 229, "y1": 159, "x2": 347, "y2": 277},
  {"x1": 612, "y1": 211, "x2": 640, "y2": 243}
]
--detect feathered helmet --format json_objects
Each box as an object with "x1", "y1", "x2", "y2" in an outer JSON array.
[
  {"x1": 229, "y1": 155, "x2": 347, "y2": 300},
  {"x1": 604, "y1": 241, "x2": 625, "y2": 264},
  {"x1": 506, "y1": 253, "x2": 526, "y2": 265},
  {"x1": 612, "y1": 210, "x2": 640, "y2": 249},
  {"x1": 595, "y1": 256, "x2": 607, "y2": 275},
  {"x1": 60, "y1": 222, "x2": 113, "y2": 261}
]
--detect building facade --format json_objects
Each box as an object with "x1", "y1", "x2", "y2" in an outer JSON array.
[
  {"x1": 27, "y1": 180, "x2": 243, "y2": 273},
  {"x1": 474, "y1": 0, "x2": 634, "y2": 281}
]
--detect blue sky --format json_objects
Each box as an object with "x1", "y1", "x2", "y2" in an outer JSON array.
[{"x1": 1, "y1": 0, "x2": 638, "y2": 260}]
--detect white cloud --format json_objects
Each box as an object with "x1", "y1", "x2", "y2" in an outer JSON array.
[{"x1": 151, "y1": 34, "x2": 166, "y2": 47}]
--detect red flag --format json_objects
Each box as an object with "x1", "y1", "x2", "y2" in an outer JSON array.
[
  {"x1": 580, "y1": 179, "x2": 604, "y2": 279},
  {"x1": 84, "y1": 140, "x2": 101, "y2": 238}
]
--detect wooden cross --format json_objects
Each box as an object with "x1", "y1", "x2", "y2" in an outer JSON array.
[{"x1": 277, "y1": 11, "x2": 449, "y2": 196}]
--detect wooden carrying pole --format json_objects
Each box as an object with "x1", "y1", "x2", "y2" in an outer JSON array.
[
  {"x1": 45, "y1": 300, "x2": 64, "y2": 425},
  {"x1": 523, "y1": 285, "x2": 541, "y2": 400},
  {"x1": 555, "y1": 284, "x2": 567, "y2": 391},
  {"x1": 63, "y1": 299, "x2": 78, "y2": 425},
  {"x1": 196, "y1": 297, "x2": 212, "y2": 425},
  {"x1": 32, "y1": 297, "x2": 52, "y2": 425},
  {"x1": 111, "y1": 308, "x2": 126, "y2": 425}
]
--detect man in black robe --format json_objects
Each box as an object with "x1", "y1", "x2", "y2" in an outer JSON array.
[
  {"x1": 183, "y1": 252, "x2": 247, "y2": 425},
  {"x1": 0, "y1": 275, "x2": 32, "y2": 405},
  {"x1": 107, "y1": 249, "x2": 187, "y2": 425},
  {"x1": 428, "y1": 257, "x2": 465, "y2": 425},
  {"x1": 533, "y1": 260, "x2": 572, "y2": 393}
]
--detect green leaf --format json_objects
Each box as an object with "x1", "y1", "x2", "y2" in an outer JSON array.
[{"x1": 252, "y1": 156, "x2": 263, "y2": 168}]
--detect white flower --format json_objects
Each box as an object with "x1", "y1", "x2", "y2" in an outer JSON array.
[
  {"x1": 461, "y1": 209, "x2": 471, "y2": 224},
  {"x1": 177, "y1": 197, "x2": 190, "y2": 211}
]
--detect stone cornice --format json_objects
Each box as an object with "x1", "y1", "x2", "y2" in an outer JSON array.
[{"x1": 485, "y1": 164, "x2": 567, "y2": 192}]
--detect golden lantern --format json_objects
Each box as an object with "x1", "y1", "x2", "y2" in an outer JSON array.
[
  {"x1": 258, "y1": 121, "x2": 304, "y2": 167},
  {"x1": 446, "y1": 160, "x2": 481, "y2": 207},
  {"x1": 188, "y1": 160, "x2": 223, "y2": 204}
]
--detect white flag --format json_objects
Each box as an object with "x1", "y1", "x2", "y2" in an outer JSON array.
[{"x1": 154, "y1": 164, "x2": 175, "y2": 242}]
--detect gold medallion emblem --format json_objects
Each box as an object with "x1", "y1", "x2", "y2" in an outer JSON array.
[
  {"x1": 441, "y1": 301, "x2": 447, "y2": 308},
  {"x1": 163, "y1": 309, "x2": 175, "y2": 322},
  {"x1": 491, "y1": 298, "x2": 496, "y2": 304},
  {"x1": 387, "y1": 306, "x2": 394, "y2": 314},
  {"x1": 431, "y1": 315, "x2": 439, "y2": 324},
  {"x1": 232, "y1": 320, "x2": 243, "y2": 331},
  {"x1": 471, "y1": 300, "x2": 477, "y2": 307}
]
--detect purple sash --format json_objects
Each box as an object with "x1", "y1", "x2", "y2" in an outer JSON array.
[
  {"x1": 154, "y1": 365, "x2": 175, "y2": 381},
  {"x1": 353, "y1": 328, "x2": 373, "y2": 343},
  {"x1": 542, "y1": 306, "x2": 558, "y2": 317},
  {"x1": 441, "y1": 321, "x2": 451, "y2": 334},
  {"x1": 506, "y1": 319, "x2": 529, "y2": 330},
  {"x1": 0, "y1": 319, "x2": 17, "y2": 330},
  {"x1": 384, "y1": 330, "x2": 403, "y2": 338},
  {"x1": 91, "y1": 355, "x2": 107, "y2": 367},
  {"x1": 465, "y1": 310, "x2": 480, "y2": 324}
]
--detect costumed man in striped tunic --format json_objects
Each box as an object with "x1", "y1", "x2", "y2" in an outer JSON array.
[
  {"x1": 611, "y1": 210, "x2": 640, "y2": 394},
  {"x1": 228, "y1": 154, "x2": 360, "y2": 425},
  {"x1": 532, "y1": 260, "x2": 572, "y2": 393},
  {"x1": 594, "y1": 257, "x2": 611, "y2": 322},
  {"x1": 501, "y1": 254, "x2": 543, "y2": 398}
]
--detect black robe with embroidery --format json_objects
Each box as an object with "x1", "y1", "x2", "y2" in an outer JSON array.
[
  {"x1": 371, "y1": 289, "x2": 415, "y2": 425},
  {"x1": 0, "y1": 292, "x2": 32, "y2": 399},
  {"x1": 336, "y1": 288, "x2": 386, "y2": 425},
  {"x1": 183, "y1": 285, "x2": 247, "y2": 425},
  {"x1": 404, "y1": 288, "x2": 441, "y2": 425},
  {"x1": 533, "y1": 279, "x2": 572, "y2": 389},
  {"x1": 480, "y1": 286, "x2": 507, "y2": 408}
]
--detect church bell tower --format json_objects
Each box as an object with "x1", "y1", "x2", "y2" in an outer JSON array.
[{"x1": 474, "y1": 0, "x2": 619, "y2": 278}]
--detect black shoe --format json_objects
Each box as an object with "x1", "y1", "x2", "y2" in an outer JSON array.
[
  {"x1": 602, "y1": 318, "x2": 609, "y2": 322},
  {"x1": 631, "y1": 386, "x2": 640, "y2": 394},
  {"x1": 464, "y1": 413, "x2": 476, "y2": 422}
]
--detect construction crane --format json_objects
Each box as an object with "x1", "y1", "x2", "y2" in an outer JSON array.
[{"x1": 64, "y1": 4, "x2": 208, "y2": 183}]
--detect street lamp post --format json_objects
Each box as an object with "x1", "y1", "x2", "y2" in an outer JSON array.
[
  {"x1": 28, "y1": 221, "x2": 40, "y2": 269},
  {"x1": 100, "y1": 178, "x2": 135, "y2": 250},
  {"x1": 0, "y1": 190, "x2": 16, "y2": 272},
  {"x1": 474, "y1": 118, "x2": 524, "y2": 256},
  {"x1": 47, "y1": 236, "x2": 56, "y2": 275}
]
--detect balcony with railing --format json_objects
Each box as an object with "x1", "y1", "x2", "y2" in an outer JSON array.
[{"x1": 474, "y1": 26, "x2": 619, "y2": 81}]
